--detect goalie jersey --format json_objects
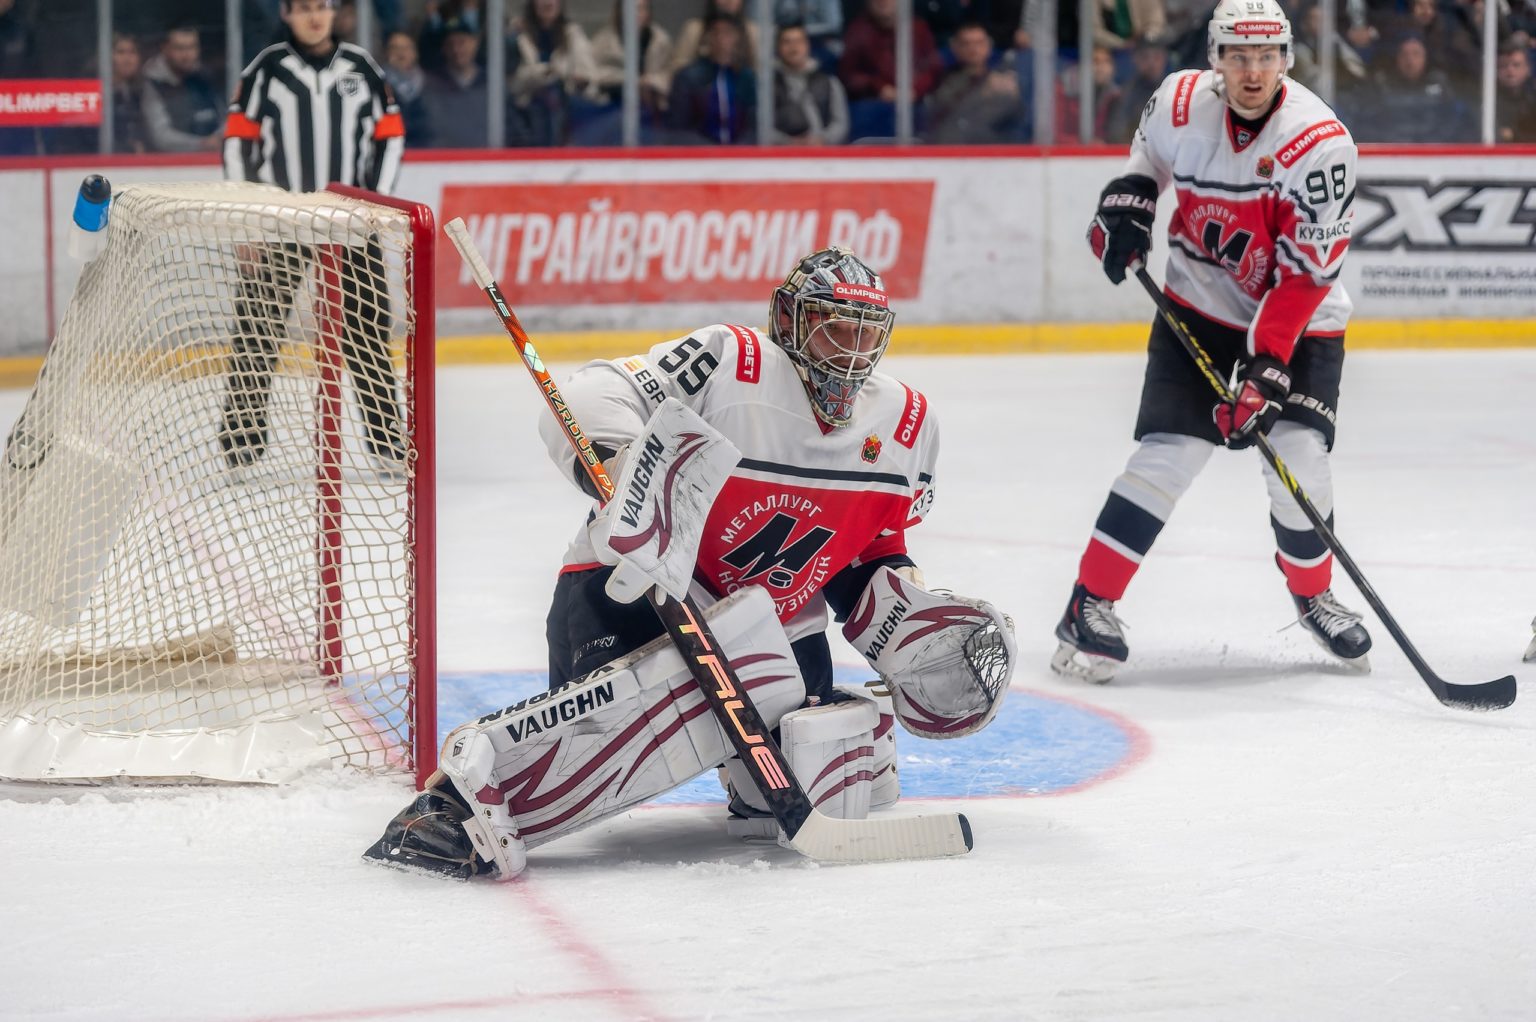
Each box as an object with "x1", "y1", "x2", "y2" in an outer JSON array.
[
  {"x1": 1127, "y1": 70, "x2": 1357, "y2": 362},
  {"x1": 541, "y1": 324, "x2": 938, "y2": 638}
]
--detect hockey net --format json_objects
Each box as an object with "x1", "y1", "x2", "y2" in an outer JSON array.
[{"x1": 0, "y1": 182, "x2": 436, "y2": 784}]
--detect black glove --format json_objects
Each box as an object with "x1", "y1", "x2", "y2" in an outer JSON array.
[
  {"x1": 1086, "y1": 174, "x2": 1158, "y2": 285},
  {"x1": 1213, "y1": 355, "x2": 1291, "y2": 450}
]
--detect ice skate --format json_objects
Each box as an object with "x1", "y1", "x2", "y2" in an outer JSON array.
[
  {"x1": 361, "y1": 777, "x2": 491, "y2": 880},
  {"x1": 1523, "y1": 617, "x2": 1536, "y2": 663},
  {"x1": 1293, "y1": 589, "x2": 1372, "y2": 671},
  {"x1": 1051, "y1": 583, "x2": 1128, "y2": 684}
]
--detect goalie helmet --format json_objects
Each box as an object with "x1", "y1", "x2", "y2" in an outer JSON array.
[
  {"x1": 1207, "y1": 0, "x2": 1294, "y2": 71},
  {"x1": 769, "y1": 247, "x2": 895, "y2": 428}
]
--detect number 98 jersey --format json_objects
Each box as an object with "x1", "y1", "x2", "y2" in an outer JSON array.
[{"x1": 1126, "y1": 70, "x2": 1357, "y2": 363}]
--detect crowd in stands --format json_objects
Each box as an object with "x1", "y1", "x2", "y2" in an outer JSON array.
[{"x1": 1, "y1": 0, "x2": 1534, "y2": 155}]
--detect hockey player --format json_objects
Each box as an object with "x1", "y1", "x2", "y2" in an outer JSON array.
[
  {"x1": 1051, "y1": 0, "x2": 1373, "y2": 684},
  {"x1": 364, "y1": 247, "x2": 1015, "y2": 878}
]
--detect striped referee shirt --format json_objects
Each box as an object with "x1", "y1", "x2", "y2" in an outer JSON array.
[{"x1": 223, "y1": 38, "x2": 404, "y2": 194}]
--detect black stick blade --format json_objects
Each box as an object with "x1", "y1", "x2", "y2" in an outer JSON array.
[{"x1": 1437, "y1": 675, "x2": 1517, "y2": 711}]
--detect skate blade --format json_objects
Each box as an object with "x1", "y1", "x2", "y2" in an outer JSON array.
[
  {"x1": 1050, "y1": 641, "x2": 1118, "y2": 684},
  {"x1": 360, "y1": 839, "x2": 475, "y2": 880},
  {"x1": 726, "y1": 815, "x2": 780, "y2": 841},
  {"x1": 1303, "y1": 631, "x2": 1372, "y2": 673},
  {"x1": 1524, "y1": 636, "x2": 1536, "y2": 664}
]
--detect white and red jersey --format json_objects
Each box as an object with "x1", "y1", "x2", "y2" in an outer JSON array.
[
  {"x1": 1126, "y1": 70, "x2": 1356, "y2": 361},
  {"x1": 540, "y1": 324, "x2": 938, "y2": 639}
]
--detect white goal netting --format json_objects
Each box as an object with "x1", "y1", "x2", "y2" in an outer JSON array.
[{"x1": 0, "y1": 182, "x2": 434, "y2": 783}]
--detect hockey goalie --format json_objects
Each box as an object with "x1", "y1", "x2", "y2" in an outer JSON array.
[{"x1": 363, "y1": 247, "x2": 1016, "y2": 879}]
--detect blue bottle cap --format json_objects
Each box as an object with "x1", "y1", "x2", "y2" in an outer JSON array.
[{"x1": 73, "y1": 174, "x2": 112, "y2": 233}]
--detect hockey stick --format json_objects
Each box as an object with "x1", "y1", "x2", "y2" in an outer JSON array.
[
  {"x1": 1132, "y1": 264, "x2": 1515, "y2": 711},
  {"x1": 443, "y1": 217, "x2": 973, "y2": 862}
]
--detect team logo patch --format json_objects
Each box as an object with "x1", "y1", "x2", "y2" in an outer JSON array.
[
  {"x1": 1235, "y1": 127, "x2": 1254, "y2": 149},
  {"x1": 861, "y1": 434, "x2": 882, "y2": 464},
  {"x1": 1256, "y1": 155, "x2": 1274, "y2": 178}
]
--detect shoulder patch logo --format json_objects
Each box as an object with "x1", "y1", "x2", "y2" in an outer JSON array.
[
  {"x1": 862, "y1": 434, "x2": 882, "y2": 464},
  {"x1": 1256, "y1": 154, "x2": 1275, "y2": 178}
]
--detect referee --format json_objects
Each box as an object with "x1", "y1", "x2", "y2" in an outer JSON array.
[{"x1": 220, "y1": 0, "x2": 407, "y2": 472}]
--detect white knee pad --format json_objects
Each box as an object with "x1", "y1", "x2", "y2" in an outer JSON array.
[
  {"x1": 727, "y1": 685, "x2": 890, "y2": 835},
  {"x1": 1112, "y1": 432, "x2": 1215, "y2": 519},
  {"x1": 438, "y1": 586, "x2": 805, "y2": 877},
  {"x1": 1263, "y1": 422, "x2": 1332, "y2": 529}
]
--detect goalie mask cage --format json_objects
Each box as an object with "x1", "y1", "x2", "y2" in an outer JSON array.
[{"x1": 0, "y1": 182, "x2": 436, "y2": 786}]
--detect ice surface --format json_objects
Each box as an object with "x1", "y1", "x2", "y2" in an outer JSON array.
[{"x1": 1, "y1": 349, "x2": 1533, "y2": 1022}]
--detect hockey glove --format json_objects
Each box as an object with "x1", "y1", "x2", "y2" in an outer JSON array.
[
  {"x1": 1214, "y1": 355, "x2": 1291, "y2": 450},
  {"x1": 1087, "y1": 174, "x2": 1158, "y2": 285}
]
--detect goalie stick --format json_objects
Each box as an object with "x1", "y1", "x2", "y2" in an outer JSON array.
[
  {"x1": 1132, "y1": 264, "x2": 1516, "y2": 712},
  {"x1": 443, "y1": 217, "x2": 973, "y2": 863}
]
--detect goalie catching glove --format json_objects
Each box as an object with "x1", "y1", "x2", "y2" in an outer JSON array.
[{"x1": 842, "y1": 566, "x2": 1015, "y2": 739}]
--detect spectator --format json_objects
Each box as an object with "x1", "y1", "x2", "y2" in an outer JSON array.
[
  {"x1": 141, "y1": 26, "x2": 224, "y2": 153},
  {"x1": 1054, "y1": 44, "x2": 1120, "y2": 143},
  {"x1": 423, "y1": 20, "x2": 491, "y2": 147},
  {"x1": 383, "y1": 30, "x2": 432, "y2": 147},
  {"x1": 924, "y1": 21, "x2": 1024, "y2": 143},
  {"x1": 772, "y1": 22, "x2": 849, "y2": 143},
  {"x1": 1384, "y1": 0, "x2": 1479, "y2": 84},
  {"x1": 1104, "y1": 38, "x2": 1166, "y2": 144},
  {"x1": 0, "y1": 0, "x2": 31, "y2": 76},
  {"x1": 1092, "y1": 0, "x2": 1168, "y2": 51},
  {"x1": 667, "y1": 13, "x2": 757, "y2": 143},
  {"x1": 917, "y1": 0, "x2": 988, "y2": 50},
  {"x1": 0, "y1": 0, "x2": 37, "y2": 155},
  {"x1": 670, "y1": 0, "x2": 762, "y2": 79},
  {"x1": 1495, "y1": 41, "x2": 1536, "y2": 141},
  {"x1": 512, "y1": 0, "x2": 600, "y2": 146},
  {"x1": 1358, "y1": 33, "x2": 1472, "y2": 142},
  {"x1": 111, "y1": 33, "x2": 149, "y2": 154},
  {"x1": 419, "y1": 0, "x2": 483, "y2": 74},
  {"x1": 773, "y1": 0, "x2": 843, "y2": 59},
  {"x1": 841, "y1": 0, "x2": 945, "y2": 137},
  {"x1": 589, "y1": 0, "x2": 674, "y2": 111},
  {"x1": 1291, "y1": 1, "x2": 1369, "y2": 98}
]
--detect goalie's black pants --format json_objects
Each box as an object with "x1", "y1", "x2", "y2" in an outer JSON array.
[
  {"x1": 220, "y1": 240, "x2": 403, "y2": 468},
  {"x1": 545, "y1": 565, "x2": 834, "y2": 705}
]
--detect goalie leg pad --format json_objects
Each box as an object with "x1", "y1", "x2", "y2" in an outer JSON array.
[
  {"x1": 843, "y1": 566, "x2": 1016, "y2": 739},
  {"x1": 866, "y1": 684, "x2": 900, "y2": 812},
  {"x1": 727, "y1": 685, "x2": 884, "y2": 837},
  {"x1": 454, "y1": 586, "x2": 805, "y2": 863}
]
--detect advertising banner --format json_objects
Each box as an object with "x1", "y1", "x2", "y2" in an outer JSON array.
[
  {"x1": 1346, "y1": 167, "x2": 1536, "y2": 316},
  {"x1": 438, "y1": 179, "x2": 935, "y2": 307},
  {"x1": 0, "y1": 80, "x2": 103, "y2": 127},
  {"x1": 0, "y1": 148, "x2": 1532, "y2": 355}
]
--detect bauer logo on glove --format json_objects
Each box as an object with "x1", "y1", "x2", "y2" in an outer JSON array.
[{"x1": 1213, "y1": 354, "x2": 1291, "y2": 449}]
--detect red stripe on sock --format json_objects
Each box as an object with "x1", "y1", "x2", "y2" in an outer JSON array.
[
  {"x1": 1278, "y1": 554, "x2": 1332, "y2": 598},
  {"x1": 1079, "y1": 539, "x2": 1138, "y2": 601}
]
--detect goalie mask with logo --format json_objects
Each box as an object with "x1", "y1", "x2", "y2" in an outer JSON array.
[{"x1": 769, "y1": 247, "x2": 895, "y2": 428}]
